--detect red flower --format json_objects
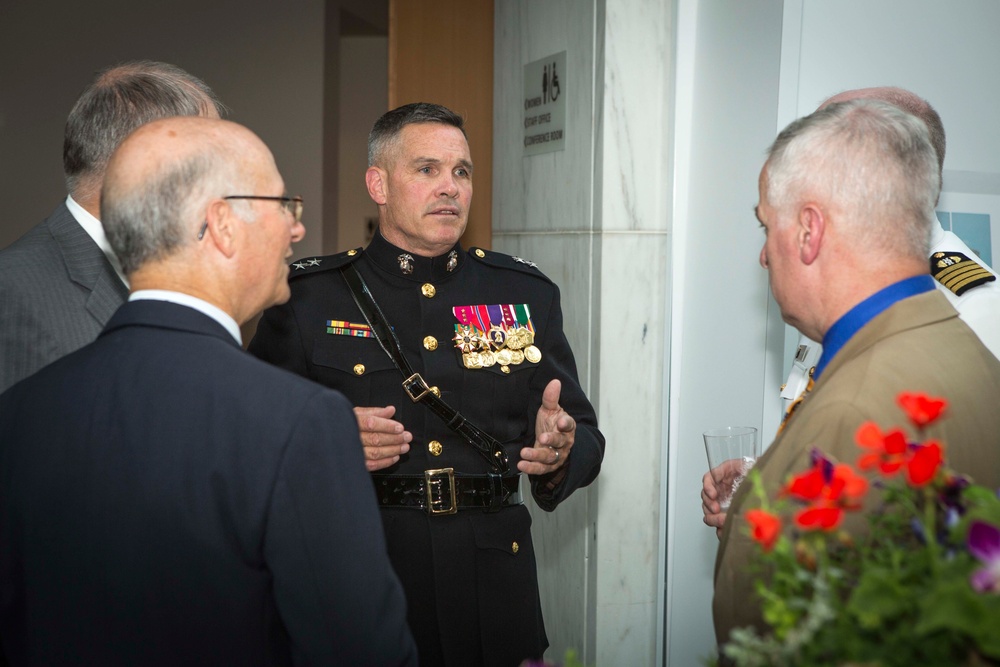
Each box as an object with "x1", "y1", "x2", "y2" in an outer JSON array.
[
  {"x1": 856, "y1": 422, "x2": 908, "y2": 475},
  {"x1": 795, "y1": 506, "x2": 844, "y2": 530},
  {"x1": 746, "y1": 509, "x2": 782, "y2": 552},
  {"x1": 897, "y1": 392, "x2": 947, "y2": 428},
  {"x1": 906, "y1": 441, "x2": 943, "y2": 486},
  {"x1": 783, "y1": 457, "x2": 869, "y2": 531}
]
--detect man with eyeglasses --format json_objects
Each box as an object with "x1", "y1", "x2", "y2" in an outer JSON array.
[
  {"x1": 0, "y1": 61, "x2": 224, "y2": 394},
  {"x1": 249, "y1": 102, "x2": 605, "y2": 666},
  {"x1": 0, "y1": 116, "x2": 416, "y2": 666}
]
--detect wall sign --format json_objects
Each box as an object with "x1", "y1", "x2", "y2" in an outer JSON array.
[{"x1": 523, "y1": 51, "x2": 566, "y2": 156}]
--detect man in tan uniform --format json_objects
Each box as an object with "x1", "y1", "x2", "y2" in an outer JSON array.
[{"x1": 712, "y1": 99, "x2": 1000, "y2": 643}]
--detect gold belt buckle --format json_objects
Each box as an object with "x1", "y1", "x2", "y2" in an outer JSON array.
[
  {"x1": 403, "y1": 373, "x2": 431, "y2": 402},
  {"x1": 424, "y1": 467, "x2": 457, "y2": 515}
]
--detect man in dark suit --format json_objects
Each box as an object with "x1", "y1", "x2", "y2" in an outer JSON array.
[
  {"x1": 0, "y1": 60, "x2": 224, "y2": 393},
  {"x1": 0, "y1": 116, "x2": 416, "y2": 666},
  {"x1": 711, "y1": 100, "x2": 1000, "y2": 643},
  {"x1": 249, "y1": 103, "x2": 605, "y2": 666}
]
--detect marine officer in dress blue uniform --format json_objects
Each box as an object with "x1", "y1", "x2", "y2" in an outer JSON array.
[{"x1": 249, "y1": 103, "x2": 605, "y2": 667}]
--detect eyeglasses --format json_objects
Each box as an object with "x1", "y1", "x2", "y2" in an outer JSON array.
[
  {"x1": 197, "y1": 195, "x2": 304, "y2": 240},
  {"x1": 224, "y1": 195, "x2": 303, "y2": 223}
]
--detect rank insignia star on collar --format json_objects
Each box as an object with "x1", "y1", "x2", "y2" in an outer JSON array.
[
  {"x1": 512, "y1": 256, "x2": 537, "y2": 268},
  {"x1": 306, "y1": 258, "x2": 322, "y2": 267},
  {"x1": 292, "y1": 261, "x2": 308, "y2": 270}
]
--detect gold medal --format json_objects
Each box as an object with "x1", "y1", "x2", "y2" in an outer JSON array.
[
  {"x1": 496, "y1": 349, "x2": 513, "y2": 365},
  {"x1": 453, "y1": 325, "x2": 477, "y2": 354},
  {"x1": 506, "y1": 328, "x2": 526, "y2": 350},
  {"x1": 463, "y1": 353, "x2": 484, "y2": 369},
  {"x1": 524, "y1": 345, "x2": 542, "y2": 363},
  {"x1": 480, "y1": 350, "x2": 496, "y2": 367},
  {"x1": 510, "y1": 350, "x2": 525, "y2": 365}
]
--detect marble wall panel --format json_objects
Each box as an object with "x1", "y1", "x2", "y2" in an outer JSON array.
[
  {"x1": 593, "y1": 231, "x2": 668, "y2": 666},
  {"x1": 495, "y1": 2, "x2": 673, "y2": 664},
  {"x1": 494, "y1": 1, "x2": 598, "y2": 236},
  {"x1": 600, "y1": 0, "x2": 672, "y2": 233}
]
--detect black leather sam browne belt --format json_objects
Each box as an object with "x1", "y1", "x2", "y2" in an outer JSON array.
[
  {"x1": 340, "y1": 264, "x2": 521, "y2": 514},
  {"x1": 375, "y1": 469, "x2": 523, "y2": 515}
]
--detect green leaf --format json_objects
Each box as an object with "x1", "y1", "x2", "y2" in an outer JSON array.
[
  {"x1": 846, "y1": 567, "x2": 908, "y2": 629},
  {"x1": 915, "y1": 579, "x2": 983, "y2": 636},
  {"x1": 967, "y1": 595, "x2": 1000, "y2": 658}
]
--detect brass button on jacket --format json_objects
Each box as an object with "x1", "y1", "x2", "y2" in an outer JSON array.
[
  {"x1": 353, "y1": 364, "x2": 365, "y2": 376},
  {"x1": 421, "y1": 283, "x2": 436, "y2": 298},
  {"x1": 423, "y1": 336, "x2": 438, "y2": 351},
  {"x1": 428, "y1": 440, "x2": 443, "y2": 456}
]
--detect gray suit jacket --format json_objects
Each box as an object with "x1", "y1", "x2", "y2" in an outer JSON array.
[
  {"x1": 713, "y1": 290, "x2": 1000, "y2": 643},
  {"x1": 0, "y1": 202, "x2": 127, "y2": 392}
]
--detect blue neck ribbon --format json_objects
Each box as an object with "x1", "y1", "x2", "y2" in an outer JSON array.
[{"x1": 815, "y1": 275, "x2": 935, "y2": 381}]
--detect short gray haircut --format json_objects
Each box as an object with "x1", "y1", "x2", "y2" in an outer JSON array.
[
  {"x1": 367, "y1": 102, "x2": 466, "y2": 167},
  {"x1": 102, "y1": 140, "x2": 254, "y2": 276},
  {"x1": 765, "y1": 99, "x2": 940, "y2": 260},
  {"x1": 64, "y1": 60, "x2": 225, "y2": 199}
]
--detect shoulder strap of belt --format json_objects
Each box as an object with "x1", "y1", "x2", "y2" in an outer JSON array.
[{"x1": 340, "y1": 264, "x2": 510, "y2": 475}]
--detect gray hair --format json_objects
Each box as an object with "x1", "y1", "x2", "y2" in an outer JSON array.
[
  {"x1": 367, "y1": 102, "x2": 466, "y2": 167},
  {"x1": 102, "y1": 140, "x2": 254, "y2": 276},
  {"x1": 765, "y1": 99, "x2": 940, "y2": 260},
  {"x1": 64, "y1": 60, "x2": 226, "y2": 200}
]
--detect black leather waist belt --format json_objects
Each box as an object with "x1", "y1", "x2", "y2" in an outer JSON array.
[{"x1": 374, "y1": 469, "x2": 522, "y2": 515}]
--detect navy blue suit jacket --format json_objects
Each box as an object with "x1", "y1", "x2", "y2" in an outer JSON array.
[{"x1": 0, "y1": 300, "x2": 416, "y2": 666}]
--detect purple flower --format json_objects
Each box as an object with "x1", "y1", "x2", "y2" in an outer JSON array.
[{"x1": 968, "y1": 521, "x2": 1000, "y2": 594}]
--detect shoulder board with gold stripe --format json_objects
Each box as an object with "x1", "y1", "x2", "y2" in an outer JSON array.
[{"x1": 929, "y1": 250, "x2": 997, "y2": 296}]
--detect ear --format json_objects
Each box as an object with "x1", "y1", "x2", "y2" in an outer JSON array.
[
  {"x1": 797, "y1": 203, "x2": 825, "y2": 265},
  {"x1": 366, "y1": 166, "x2": 388, "y2": 206},
  {"x1": 203, "y1": 198, "x2": 238, "y2": 259}
]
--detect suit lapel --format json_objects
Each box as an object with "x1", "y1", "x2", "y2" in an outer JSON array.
[{"x1": 46, "y1": 203, "x2": 128, "y2": 325}]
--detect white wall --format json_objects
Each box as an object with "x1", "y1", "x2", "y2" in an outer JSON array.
[
  {"x1": 337, "y1": 36, "x2": 387, "y2": 253},
  {"x1": 788, "y1": 0, "x2": 1000, "y2": 268},
  {"x1": 664, "y1": 2, "x2": 784, "y2": 665},
  {"x1": 0, "y1": 0, "x2": 326, "y2": 259}
]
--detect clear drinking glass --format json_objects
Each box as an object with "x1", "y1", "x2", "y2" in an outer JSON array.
[{"x1": 703, "y1": 426, "x2": 760, "y2": 509}]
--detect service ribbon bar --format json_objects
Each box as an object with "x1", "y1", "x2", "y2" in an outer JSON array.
[{"x1": 326, "y1": 319, "x2": 374, "y2": 337}]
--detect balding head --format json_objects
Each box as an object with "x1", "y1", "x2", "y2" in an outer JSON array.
[
  {"x1": 64, "y1": 61, "x2": 225, "y2": 206},
  {"x1": 820, "y1": 86, "x2": 945, "y2": 173},
  {"x1": 101, "y1": 116, "x2": 304, "y2": 321},
  {"x1": 102, "y1": 116, "x2": 275, "y2": 275}
]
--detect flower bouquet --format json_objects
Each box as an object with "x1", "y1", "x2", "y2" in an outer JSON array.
[{"x1": 719, "y1": 392, "x2": 1000, "y2": 667}]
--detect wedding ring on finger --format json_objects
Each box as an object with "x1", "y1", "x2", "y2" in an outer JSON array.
[{"x1": 549, "y1": 446, "x2": 560, "y2": 464}]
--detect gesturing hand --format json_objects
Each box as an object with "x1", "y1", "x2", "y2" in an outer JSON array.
[{"x1": 517, "y1": 379, "x2": 575, "y2": 476}]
